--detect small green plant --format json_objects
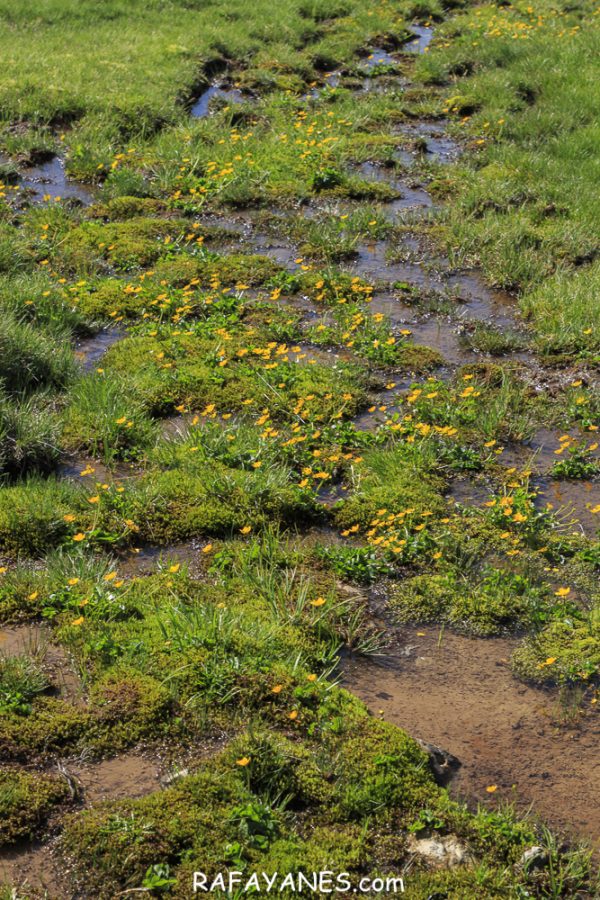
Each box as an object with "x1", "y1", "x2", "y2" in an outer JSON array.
[
  {"x1": 141, "y1": 864, "x2": 177, "y2": 892},
  {"x1": 551, "y1": 444, "x2": 600, "y2": 480},
  {"x1": 317, "y1": 545, "x2": 394, "y2": 583},
  {"x1": 0, "y1": 653, "x2": 50, "y2": 715}
]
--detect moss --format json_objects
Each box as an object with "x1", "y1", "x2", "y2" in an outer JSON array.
[
  {"x1": 222, "y1": 730, "x2": 335, "y2": 807},
  {"x1": 88, "y1": 196, "x2": 170, "y2": 221},
  {"x1": 397, "y1": 343, "x2": 444, "y2": 371},
  {"x1": 86, "y1": 670, "x2": 173, "y2": 752},
  {"x1": 512, "y1": 617, "x2": 600, "y2": 685},
  {"x1": 102, "y1": 331, "x2": 367, "y2": 421},
  {"x1": 0, "y1": 477, "x2": 86, "y2": 557},
  {"x1": 151, "y1": 252, "x2": 284, "y2": 289},
  {"x1": 390, "y1": 569, "x2": 551, "y2": 637},
  {"x1": 61, "y1": 767, "x2": 246, "y2": 897},
  {"x1": 0, "y1": 769, "x2": 69, "y2": 846},
  {"x1": 122, "y1": 467, "x2": 320, "y2": 543},
  {"x1": 0, "y1": 697, "x2": 89, "y2": 760},
  {"x1": 59, "y1": 217, "x2": 189, "y2": 271},
  {"x1": 334, "y1": 446, "x2": 446, "y2": 531},
  {"x1": 331, "y1": 717, "x2": 438, "y2": 821}
]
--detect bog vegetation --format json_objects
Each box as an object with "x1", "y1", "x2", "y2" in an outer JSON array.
[{"x1": 0, "y1": 0, "x2": 598, "y2": 897}]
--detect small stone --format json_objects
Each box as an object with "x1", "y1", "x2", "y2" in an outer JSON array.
[
  {"x1": 519, "y1": 846, "x2": 550, "y2": 872},
  {"x1": 407, "y1": 834, "x2": 470, "y2": 867}
]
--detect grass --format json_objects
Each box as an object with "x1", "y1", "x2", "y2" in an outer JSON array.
[
  {"x1": 0, "y1": 0, "x2": 599, "y2": 896},
  {"x1": 415, "y1": 0, "x2": 600, "y2": 354}
]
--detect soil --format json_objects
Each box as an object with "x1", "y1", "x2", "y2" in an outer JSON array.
[{"x1": 343, "y1": 629, "x2": 600, "y2": 848}]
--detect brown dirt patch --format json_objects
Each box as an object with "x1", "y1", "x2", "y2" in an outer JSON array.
[{"x1": 343, "y1": 629, "x2": 600, "y2": 848}]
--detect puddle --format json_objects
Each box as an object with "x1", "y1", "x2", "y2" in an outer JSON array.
[
  {"x1": 362, "y1": 48, "x2": 398, "y2": 69},
  {"x1": 0, "y1": 623, "x2": 48, "y2": 657},
  {"x1": 351, "y1": 241, "x2": 438, "y2": 289},
  {"x1": 445, "y1": 272, "x2": 520, "y2": 328},
  {"x1": 117, "y1": 540, "x2": 212, "y2": 577},
  {"x1": 0, "y1": 839, "x2": 65, "y2": 898},
  {"x1": 447, "y1": 478, "x2": 492, "y2": 508},
  {"x1": 402, "y1": 318, "x2": 475, "y2": 366},
  {"x1": 358, "y1": 162, "x2": 434, "y2": 213},
  {"x1": 353, "y1": 384, "x2": 409, "y2": 431},
  {"x1": 343, "y1": 630, "x2": 600, "y2": 847},
  {"x1": 398, "y1": 120, "x2": 461, "y2": 165},
  {"x1": 75, "y1": 329, "x2": 123, "y2": 371},
  {"x1": 68, "y1": 751, "x2": 162, "y2": 804},
  {"x1": 405, "y1": 25, "x2": 434, "y2": 54},
  {"x1": 534, "y1": 477, "x2": 600, "y2": 538},
  {"x1": 58, "y1": 455, "x2": 137, "y2": 486},
  {"x1": 0, "y1": 624, "x2": 82, "y2": 702},
  {"x1": 500, "y1": 428, "x2": 593, "y2": 473},
  {"x1": 15, "y1": 156, "x2": 96, "y2": 206},
  {"x1": 191, "y1": 84, "x2": 247, "y2": 118}
]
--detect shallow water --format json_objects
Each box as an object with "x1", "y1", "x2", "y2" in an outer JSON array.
[
  {"x1": 19, "y1": 156, "x2": 96, "y2": 205},
  {"x1": 362, "y1": 47, "x2": 398, "y2": 69},
  {"x1": 191, "y1": 84, "x2": 247, "y2": 118},
  {"x1": 343, "y1": 629, "x2": 600, "y2": 847},
  {"x1": 405, "y1": 25, "x2": 434, "y2": 54},
  {"x1": 75, "y1": 329, "x2": 123, "y2": 371},
  {"x1": 534, "y1": 475, "x2": 600, "y2": 538}
]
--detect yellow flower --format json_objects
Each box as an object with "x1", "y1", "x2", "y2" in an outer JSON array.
[
  {"x1": 64, "y1": 514, "x2": 76, "y2": 523},
  {"x1": 554, "y1": 587, "x2": 570, "y2": 597},
  {"x1": 202, "y1": 544, "x2": 213, "y2": 554},
  {"x1": 68, "y1": 578, "x2": 79, "y2": 586},
  {"x1": 28, "y1": 591, "x2": 39, "y2": 601},
  {"x1": 240, "y1": 525, "x2": 252, "y2": 535},
  {"x1": 73, "y1": 533, "x2": 86, "y2": 542},
  {"x1": 310, "y1": 597, "x2": 326, "y2": 607},
  {"x1": 169, "y1": 563, "x2": 180, "y2": 574},
  {"x1": 0, "y1": 566, "x2": 7, "y2": 574},
  {"x1": 104, "y1": 571, "x2": 118, "y2": 582},
  {"x1": 236, "y1": 757, "x2": 251, "y2": 766},
  {"x1": 486, "y1": 785, "x2": 498, "y2": 793},
  {"x1": 272, "y1": 684, "x2": 284, "y2": 694},
  {"x1": 306, "y1": 674, "x2": 317, "y2": 682},
  {"x1": 288, "y1": 710, "x2": 298, "y2": 720},
  {"x1": 71, "y1": 616, "x2": 85, "y2": 627}
]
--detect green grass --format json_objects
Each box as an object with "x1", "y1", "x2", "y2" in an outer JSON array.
[{"x1": 417, "y1": 0, "x2": 600, "y2": 354}]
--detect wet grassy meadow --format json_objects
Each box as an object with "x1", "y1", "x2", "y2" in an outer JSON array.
[{"x1": 0, "y1": 0, "x2": 599, "y2": 896}]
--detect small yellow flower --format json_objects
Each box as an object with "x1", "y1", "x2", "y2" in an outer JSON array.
[
  {"x1": 71, "y1": 616, "x2": 85, "y2": 627},
  {"x1": 73, "y1": 533, "x2": 86, "y2": 542},
  {"x1": 68, "y1": 578, "x2": 79, "y2": 586},
  {"x1": 236, "y1": 757, "x2": 251, "y2": 766},
  {"x1": 169, "y1": 563, "x2": 180, "y2": 574},
  {"x1": 310, "y1": 597, "x2": 326, "y2": 607},
  {"x1": 240, "y1": 525, "x2": 252, "y2": 535}
]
